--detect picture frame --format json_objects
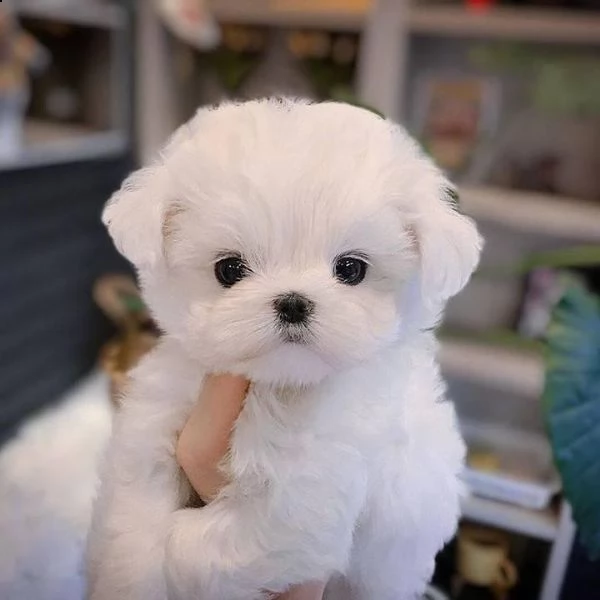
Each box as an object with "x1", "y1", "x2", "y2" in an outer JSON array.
[{"x1": 413, "y1": 73, "x2": 501, "y2": 175}]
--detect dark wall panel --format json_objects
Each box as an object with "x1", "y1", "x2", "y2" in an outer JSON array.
[{"x1": 0, "y1": 157, "x2": 132, "y2": 440}]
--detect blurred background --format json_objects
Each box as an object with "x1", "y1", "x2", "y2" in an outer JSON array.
[{"x1": 0, "y1": 1, "x2": 599, "y2": 599}]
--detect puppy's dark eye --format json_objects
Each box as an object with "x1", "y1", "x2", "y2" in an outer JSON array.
[
  {"x1": 215, "y1": 256, "x2": 249, "y2": 288},
  {"x1": 334, "y1": 256, "x2": 368, "y2": 286}
]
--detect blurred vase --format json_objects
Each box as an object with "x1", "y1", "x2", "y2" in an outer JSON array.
[{"x1": 238, "y1": 30, "x2": 316, "y2": 101}]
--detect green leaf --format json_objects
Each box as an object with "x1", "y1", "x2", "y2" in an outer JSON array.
[
  {"x1": 119, "y1": 293, "x2": 147, "y2": 314},
  {"x1": 543, "y1": 279, "x2": 600, "y2": 559},
  {"x1": 207, "y1": 48, "x2": 260, "y2": 92}
]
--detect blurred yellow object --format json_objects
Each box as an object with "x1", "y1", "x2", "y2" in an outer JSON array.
[
  {"x1": 288, "y1": 31, "x2": 331, "y2": 59},
  {"x1": 467, "y1": 450, "x2": 500, "y2": 473},
  {"x1": 222, "y1": 24, "x2": 262, "y2": 53},
  {"x1": 99, "y1": 333, "x2": 157, "y2": 406}
]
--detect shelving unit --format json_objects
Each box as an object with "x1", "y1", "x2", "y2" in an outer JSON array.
[
  {"x1": 360, "y1": 1, "x2": 600, "y2": 120},
  {"x1": 211, "y1": 0, "x2": 600, "y2": 45},
  {"x1": 461, "y1": 495, "x2": 559, "y2": 542},
  {"x1": 1, "y1": 1, "x2": 131, "y2": 172},
  {"x1": 186, "y1": 2, "x2": 600, "y2": 123},
  {"x1": 137, "y1": 0, "x2": 600, "y2": 155}
]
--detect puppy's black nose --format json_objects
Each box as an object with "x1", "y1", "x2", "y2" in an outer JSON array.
[{"x1": 273, "y1": 292, "x2": 314, "y2": 325}]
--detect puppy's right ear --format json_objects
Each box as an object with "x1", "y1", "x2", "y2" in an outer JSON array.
[{"x1": 102, "y1": 165, "x2": 166, "y2": 269}]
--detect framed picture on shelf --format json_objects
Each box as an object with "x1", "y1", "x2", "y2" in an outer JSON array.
[{"x1": 413, "y1": 74, "x2": 501, "y2": 175}]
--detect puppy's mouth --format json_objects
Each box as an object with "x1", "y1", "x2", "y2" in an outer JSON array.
[{"x1": 278, "y1": 325, "x2": 311, "y2": 345}]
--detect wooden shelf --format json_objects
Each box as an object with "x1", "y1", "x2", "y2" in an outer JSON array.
[
  {"x1": 409, "y1": 5, "x2": 600, "y2": 45},
  {"x1": 461, "y1": 494, "x2": 559, "y2": 541},
  {"x1": 0, "y1": 119, "x2": 127, "y2": 171},
  {"x1": 212, "y1": 1, "x2": 600, "y2": 46},
  {"x1": 440, "y1": 337, "x2": 543, "y2": 397},
  {"x1": 460, "y1": 185, "x2": 600, "y2": 242},
  {"x1": 212, "y1": 0, "x2": 367, "y2": 31},
  {"x1": 17, "y1": 0, "x2": 126, "y2": 30}
]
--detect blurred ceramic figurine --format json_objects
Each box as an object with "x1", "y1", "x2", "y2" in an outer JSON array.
[
  {"x1": 453, "y1": 525, "x2": 518, "y2": 600},
  {"x1": 0, "y1": 1, "x2": 49, "y2": 159},
  {"x1": 155, "y1": 0, "x2": 220, "y2": 50}
]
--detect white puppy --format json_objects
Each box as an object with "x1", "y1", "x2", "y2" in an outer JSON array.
[{"x1": 87, "y1": 98, "x2": 482, "y2": 600}]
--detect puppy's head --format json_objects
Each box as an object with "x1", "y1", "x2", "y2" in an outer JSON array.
[{"x1": 104, "y1": 99, "x2": 481, "y2": 385}]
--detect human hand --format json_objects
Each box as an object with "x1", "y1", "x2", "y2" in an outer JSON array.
[{"x1": 176, "y1": 374, "x2": 325, "y2": 600}]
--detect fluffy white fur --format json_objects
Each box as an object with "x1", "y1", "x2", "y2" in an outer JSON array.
[{"x1": 87, "y1": 98, "x2": 482, "y2": 600}]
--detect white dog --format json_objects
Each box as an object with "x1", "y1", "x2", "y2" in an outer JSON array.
[{"x1": 87, "y1": 98, "x2": 482, "y2": 600}]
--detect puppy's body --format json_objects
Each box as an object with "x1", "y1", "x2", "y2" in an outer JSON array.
[{"x1": 88, "y1": 99, "x2": 481, "y2": 600}]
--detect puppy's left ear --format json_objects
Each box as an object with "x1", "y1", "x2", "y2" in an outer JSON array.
[
  {"x1": 103, "y1": 117, "x2": 205, "y2": 269},
  {"x1": 414, "y1": 186, "x2": 482, "y2": 303},
  {"x1": 102, "y1": 165, "x2": 167, "y2": 269}
]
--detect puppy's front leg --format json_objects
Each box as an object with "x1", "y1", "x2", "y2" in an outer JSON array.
[
  {"x1": 164, "y1": 449, "x2": 368, "y2": 600},
  {"x1": 87, "y1": 342, "x2": 201, "y2": 600}
]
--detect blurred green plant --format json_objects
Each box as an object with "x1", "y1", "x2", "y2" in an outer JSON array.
[
  {"x1": 478, "y1": 246, "x2": 600, "y2": 279},
  {"x1": 301, "y1": 56, "x2": 384, "y2": 117},
  {"x1": 543, "y1": 277, "x2": 600, "y2": 559},
  {"x1": 329, "y1": 86, "x2": 385, "y2": 118},
  {"x1": 470, "y1": 44, "x2": 600, "y2": 117},
  {"x1": 201, "y1": 47, "x2": 260, "y2": 93},
  {"x1": 303, "y1": 58, "x2": 354, "y2": 99}
]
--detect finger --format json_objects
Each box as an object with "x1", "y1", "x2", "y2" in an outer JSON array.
[
  {"x1": 278, "y1": 581, "x2": 326, "y2": 600},
  {"x1": 176, "y1": 374, "x2": 249, "y2": 502}
]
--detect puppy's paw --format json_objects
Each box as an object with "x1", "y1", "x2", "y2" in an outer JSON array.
[
  {"x1": 166, "y1": 508, "x2": 258, "y2": 600},
  {"x1": 165, "y1": 510, "x2": 207, "y2": 598}
]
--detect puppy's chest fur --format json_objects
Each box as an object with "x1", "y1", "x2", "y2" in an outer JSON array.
[{"x1": 225, "y1": 342, "x2": 437, "y2": 488}]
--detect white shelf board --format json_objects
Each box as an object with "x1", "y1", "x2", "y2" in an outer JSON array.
[
  {"x1": 460, "y1": 185, "x2": 600, "y2": 242},
  {"x1": 461, "y1": 494, "x2": 559, "y2": 541},
  {"x1": 440, "y1": 338, "x2": 543, "y2": 397},
  {"x1": 0, "y1": 119, "x2": 127, "y2": 172},
  {"x1": 17, "y1": 0, "x2": 126, "y2": 30}
]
